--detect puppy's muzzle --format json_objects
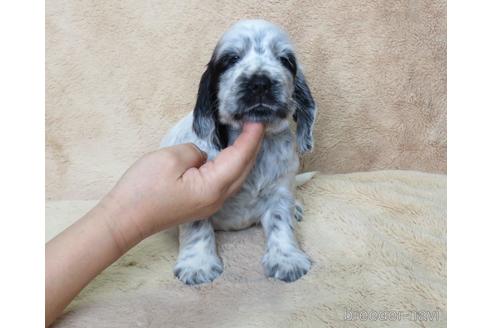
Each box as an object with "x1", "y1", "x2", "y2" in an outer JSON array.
[{"x1": 235, "y1": 74, "x2": 287, "y2": 122}]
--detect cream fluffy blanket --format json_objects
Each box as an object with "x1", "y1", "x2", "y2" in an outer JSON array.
[{"x1": 46, "y1": 171, "x2": 446, "y2": 327}]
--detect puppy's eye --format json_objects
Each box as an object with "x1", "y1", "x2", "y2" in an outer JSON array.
[
  {"x1": 280, "y1": 57, "x2": 293, "y2": 69},
  {"x1": 280, "y1": 55, "x2": 297, "y2": 75},
  {"x1": 219, "y1": 54, "x2": 241, "y2": 70},
  {"x1": 229, "y1": 55, "x2": 240, "y2": 65}
]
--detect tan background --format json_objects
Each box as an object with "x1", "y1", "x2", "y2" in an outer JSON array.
[{"x1": 46, "y1": 0, "x2": 446, "y2": 200}]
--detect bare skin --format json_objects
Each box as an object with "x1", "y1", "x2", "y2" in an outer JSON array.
[{"x1": 45, "y1": 123, "x2": 265, "y2": 327}]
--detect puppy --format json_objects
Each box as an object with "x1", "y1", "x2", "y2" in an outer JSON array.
[{"x1": 160, "y1": 20, "x2": 316, "y2": 284}]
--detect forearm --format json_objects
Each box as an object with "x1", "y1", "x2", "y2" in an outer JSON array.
[{"x1": 45, "y1": 197, "x2": 144, "y2": 326}]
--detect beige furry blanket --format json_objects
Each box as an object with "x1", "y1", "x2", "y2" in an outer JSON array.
[
  {"x1": 46, "y1": 171, "x2": 446, "y2": 327},
  {"x1": 46, "y1": 0, "x2": 446, "y2": 201}
]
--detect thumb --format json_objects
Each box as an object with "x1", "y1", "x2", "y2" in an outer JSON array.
[
  {"x1": 205, "y1": 122, "x2": 265, "y2": 186},
  {"x1": 165, "y1": 143, "x2": 208, "y2": 176}
]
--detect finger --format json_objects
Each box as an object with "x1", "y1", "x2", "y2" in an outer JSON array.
[
  {"x1": 227, "y1": 136, "x2": 260, "y2": 197},
  {"x1": 202, "y1": 122, "x2": 265, "y2": 187},
  {"x1": 165, "y1": 143, "x2": 207, "y2": 177},
  {"x1": 230, "y1": 122, "x2": 265, "y2": 157},
  {"x1": 224, "y1": 149, "x2": 258, "y2": 196}
]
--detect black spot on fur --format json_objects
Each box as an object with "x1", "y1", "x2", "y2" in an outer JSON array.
[
  {"x1": 191, "y1": 220, "x2": 205, "y2": 229},
  {"x1": 173, "y1": 267, "x2": 182, "y2": 278}
]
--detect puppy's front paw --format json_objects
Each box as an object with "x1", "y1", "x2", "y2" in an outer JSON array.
[
  {"x1": 174, "y1": 255, "x2": 223, "y2": 285},
  {"x1": 262, "y1": 248, "x2": 311, "y2": 282}
]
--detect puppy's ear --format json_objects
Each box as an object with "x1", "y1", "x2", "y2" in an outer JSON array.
[
  {"x1": 192, "y1": 63, "x2": 228, "y2": 150},
  {"x1": 293, "y1": 70, "x2": 316, "y2": 154}
]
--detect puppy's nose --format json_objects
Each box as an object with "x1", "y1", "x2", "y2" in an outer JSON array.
[{"x1": 249, "y1": 74, "x2": 272, "y2": 96}]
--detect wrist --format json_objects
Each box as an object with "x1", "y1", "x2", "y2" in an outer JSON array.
[{"x1": 96, "y1": 191, "x2": 148, "y2": 255}]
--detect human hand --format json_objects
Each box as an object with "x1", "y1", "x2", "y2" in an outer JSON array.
[
  {"x1": 102, "y1": 122, "x2": 265, "y2": 246},
  {"x1": 45, "y1": 122, "x2": 264, "y2": 326}
]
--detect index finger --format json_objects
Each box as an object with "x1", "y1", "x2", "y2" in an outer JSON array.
[{"x1": 200, "y1": 122, "x2": 265, "y2": 186}]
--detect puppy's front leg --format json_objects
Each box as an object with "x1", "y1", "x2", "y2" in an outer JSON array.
[
  {"x1": 261, "y1": 190, "x2": 311, "y2": 282},
  {"x1": 174, "y1": 220, "x2": 223, "y2": 285}
]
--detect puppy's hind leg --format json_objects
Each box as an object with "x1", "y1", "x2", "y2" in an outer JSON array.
[
  {"x1": 294, "y1": 171, "x2": 316, "y2": 221},
  {"x1": 294, "y1": 200, "x2": 304, "y2": 222},
  {"x1": 174, "y1": 220, "x2": 223, "y2": 285}
]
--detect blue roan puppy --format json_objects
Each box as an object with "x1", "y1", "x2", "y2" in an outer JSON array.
[{"x1": 161, "y1": 20, "x2": 316, "y2": 285}]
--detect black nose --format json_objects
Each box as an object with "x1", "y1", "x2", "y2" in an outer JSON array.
[{"x1": 249, "y1": 74, "x2": 272, "y2": 96}]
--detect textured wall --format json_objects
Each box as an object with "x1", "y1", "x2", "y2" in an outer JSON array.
[{"x1": 46, "y1": 0, "x2": 446, "y2": 200}]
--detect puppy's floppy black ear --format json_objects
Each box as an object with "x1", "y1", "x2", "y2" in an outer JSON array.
[
  {"x1": 192, "y1": 63, "x2": 228, "y2": 150},
  {"x1": 293, "y1": 70, "x2": 316, "y2": 153}
]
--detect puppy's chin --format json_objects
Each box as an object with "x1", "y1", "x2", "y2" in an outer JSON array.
[
  {"x1": 233, "y1": 104, "x2": 288, "y2": 124},
  {"x1": 220, "y1": 110, "x2": 290, "y2": 135}
]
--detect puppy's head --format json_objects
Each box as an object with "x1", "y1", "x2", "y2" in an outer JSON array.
[{"x1": 192, "y1": 20, "x2": 316, "y2": 152}]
